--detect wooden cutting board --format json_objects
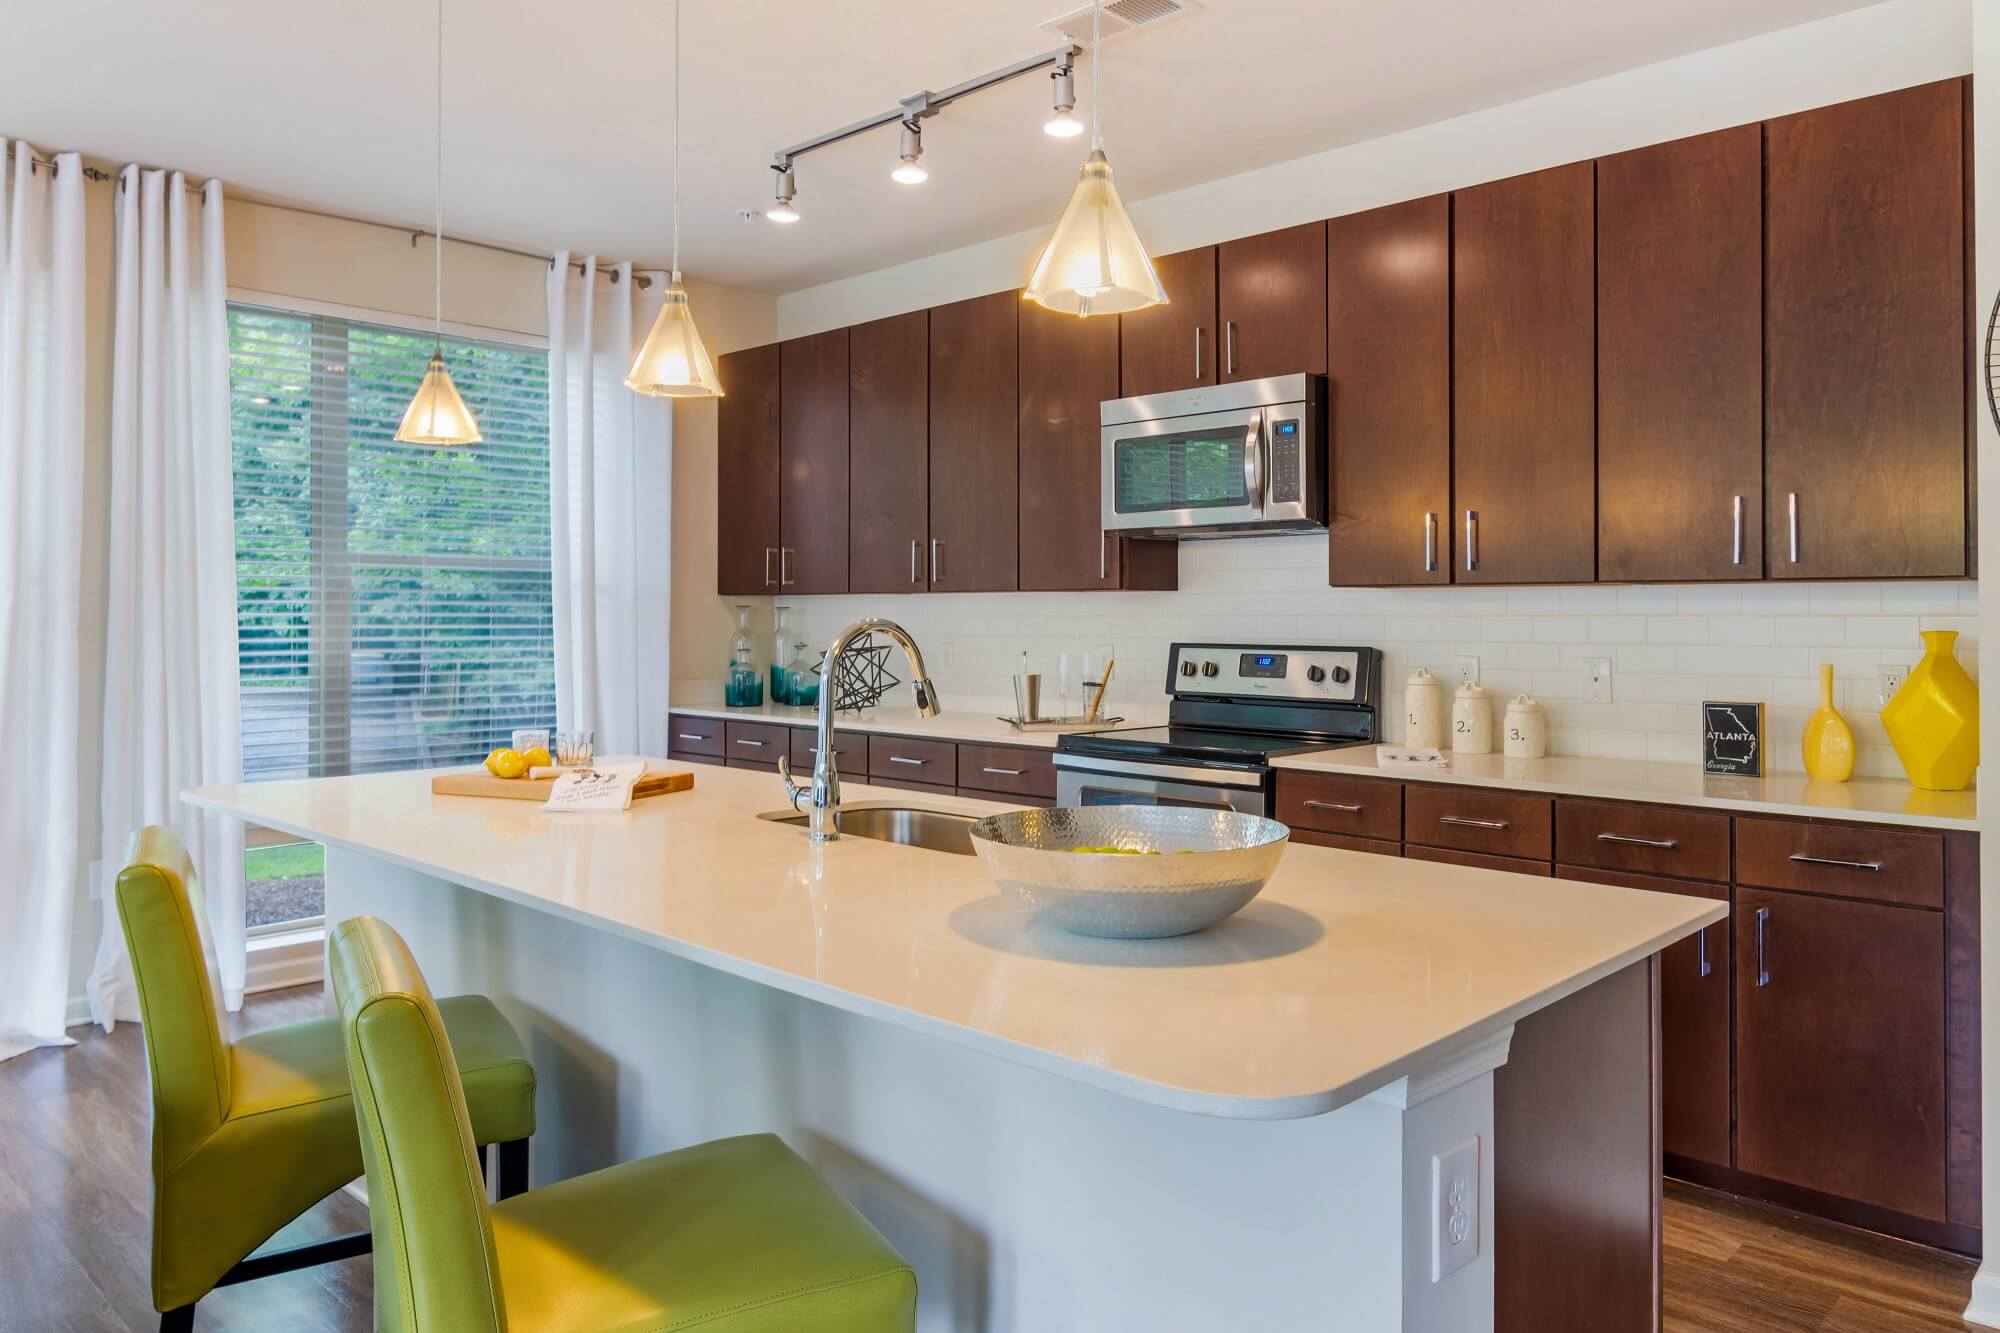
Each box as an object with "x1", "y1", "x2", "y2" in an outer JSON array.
[{"x1": 430, "y1": 769, "x2": 695, "y2": 802}]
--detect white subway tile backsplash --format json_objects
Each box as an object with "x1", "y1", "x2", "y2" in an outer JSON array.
[{"x1": 776, "y1": 535, "x2": 1976, "y2": 779}]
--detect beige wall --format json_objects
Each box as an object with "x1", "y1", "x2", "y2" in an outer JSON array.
[{"x1": 64, "y1": 174, "x2": 774, "y2": 1017}]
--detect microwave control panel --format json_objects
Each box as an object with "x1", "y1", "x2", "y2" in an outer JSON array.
[{"x1": 1269, "y1": 417, "x2": 1302, "y2": 505}]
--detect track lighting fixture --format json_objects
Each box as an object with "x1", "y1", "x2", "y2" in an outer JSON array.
[
  {"x1": 892, "y1": 120, "x2": 928, "y2": 184},
  {"x1": 768, "y1": 165, "x2": 800, "y2": 223},
  {"x1": 1045, "y1": 66, "x2": 1083, "y2": 138}
]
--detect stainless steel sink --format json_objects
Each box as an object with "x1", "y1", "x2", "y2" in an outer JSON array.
[{"x1": 758, "y1": 804, "x2": 977, "y2": 856}]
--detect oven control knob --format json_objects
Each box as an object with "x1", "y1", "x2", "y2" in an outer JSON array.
[
  {"x1": 1305, "y1": 665, "x2": 1326, "y2": 683},
  {"x1": 1331, "y1": 665, "x2": 1352, "y2": 684},
  {"x1": 1179, "y1": 660, "x2": 1198, "y2": 677},
  {"x1": 1200, "y1": 661, "x2": 1220, "y2": 678}
]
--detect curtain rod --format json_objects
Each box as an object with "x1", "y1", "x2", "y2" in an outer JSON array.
[{"x1": 18, "y1": 148, "x2": 656, "y2": 287}]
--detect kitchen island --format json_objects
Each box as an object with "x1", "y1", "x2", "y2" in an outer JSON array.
[{"x1": 188, "y1": 762, "x2": 1720, "y2": 1332}]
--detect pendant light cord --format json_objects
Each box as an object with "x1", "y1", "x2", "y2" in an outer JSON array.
[
  {"x1": 1090, "y1": 0, "x2": 1102, "y2": 151},
  {"x1": 433, "y1": 0, "x2": 444, "y2": 348},
  {"x1": 671, "y1": 0, "x2": 682, "y2": 280}
]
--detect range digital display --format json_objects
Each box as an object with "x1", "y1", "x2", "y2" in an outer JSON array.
[{"x1": 1238, "y1": 653, "x2": 1287, "y2": 678}]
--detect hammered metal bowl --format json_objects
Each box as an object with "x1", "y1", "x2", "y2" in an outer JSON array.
[{"x1": 967, "y1": 806, "x2": 1290, "y2": 938}]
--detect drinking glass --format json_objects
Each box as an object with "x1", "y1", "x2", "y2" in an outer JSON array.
[{"x1": 555, "y1": 729, "x2": 595, "y2": 766}]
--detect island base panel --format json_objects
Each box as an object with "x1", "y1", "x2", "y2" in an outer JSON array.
[{"x1": 322, "y1": 848, "x2": 1570, "y2": 1331}]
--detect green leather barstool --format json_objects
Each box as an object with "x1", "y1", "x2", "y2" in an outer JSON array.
[
  {"x1": 329, "y1": 914, "x2": 919, "y2": 1332},
  {"x1": 115, "y1": 827, "x2": 538, "y2": 1331}
]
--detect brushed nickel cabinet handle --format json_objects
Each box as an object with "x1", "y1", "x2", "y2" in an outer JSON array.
[
  {"x1": 1597, "y1": 833, "x2": 1680, "y2": 850},
  {"x1": 1464, "y1": 510, "x2": 1479, "y2": 572},
  {"x1": 1787, "y1": 853, "x2": 1883, "y2": 872},
  {"x1": 1304, "y1": 800, "x2": 1365, "y2": 813},
  {"x1": 1440, "y1": 815, "x2": 1508, "y2": 830},
  {"x1": 1755, "y1": 906, "x2": 1771, "y2": 987},
  {"x1": 1424, "y1": 512, "x2": 1437, "y2": 573},
  {"x1": 764, "y1": 547, "x2": 777, "y2": 587},
  {"x1": 1787, "y1": 492, "x2": 1800, "y2": 564},
  {"x1": 930, "y1": 539, "x2": 943, "y2": 583},
  {"x1": 779, "y1": 547, "x2": 796, "y2": 586},
  {"x1": 910, "y1": 538, "x2": 921, "y2": 584},
  {"x1": 888, "y1": 755, "x2": 928, "y2": 767},
  {"x1": 733, "y1": 738, "x2": 767, "y2": 748},
  {"x1": 676, "y1": 732, "x2": 709, "y2": 742},
  {"x1": 1225, "y1": 320, "x2": 1237, "y2": 376},
  {"x1": 1194, "y1": 325, "x2": 1204, "y2": 381},
  {"x1": 1698, "y1": 927, "x2": 1712, "y2": 979},
  {"x1": 1100, "y1": 532, "x2": 1109, "y2": 581},
  {"x1": 1731, "y1": 495, "x2": 1745, "y2": 565},
  {"x1": 982, "y1": 766, "x2": 1026, "y2": 777}
]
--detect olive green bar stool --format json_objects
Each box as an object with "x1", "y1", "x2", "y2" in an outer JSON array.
[
  {"x1": 115, "y1": 827, "x2": 538, "y2": 1331},
  {"x1": 329, "y1": 914, "x2": 919, "y2": 1332}
]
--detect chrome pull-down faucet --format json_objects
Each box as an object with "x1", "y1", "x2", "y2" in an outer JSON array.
[{"x1": 779, "y1": 618, "x2": 940, "y2": 842}]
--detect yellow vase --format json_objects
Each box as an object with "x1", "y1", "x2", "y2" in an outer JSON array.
[
  {"x1": 1880, "y1": 629, "x2": 1979, "y2": 792},
  {"x1": 1801, "y1": 663, "x2": 1855, "y2": 782}
]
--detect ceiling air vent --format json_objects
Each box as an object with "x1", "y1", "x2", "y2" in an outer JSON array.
[{"x1": 1040, "y1": 0, "x2": 1195, "y2": 45}]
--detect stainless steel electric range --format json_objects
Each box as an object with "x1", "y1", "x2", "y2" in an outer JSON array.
[{"x1": 1053, "y1": 642, "x2": 1383, "y2": 816}]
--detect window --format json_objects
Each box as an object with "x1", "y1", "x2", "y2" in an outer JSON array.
[{"x1": 229, "y1": 304, "x2": 554, "y2": 924}]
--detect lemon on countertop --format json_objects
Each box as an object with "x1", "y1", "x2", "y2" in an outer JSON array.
[
  {"x1": 485, "y1": 748, "x2": 529, "y2": 779},
  {"x1": 520, "y1": 746, "x2": 552, "y2": 769}
]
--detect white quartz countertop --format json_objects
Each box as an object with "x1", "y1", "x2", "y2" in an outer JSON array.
[
  {"x1": 1272, "y1": 746, "x2": 1978, "y2": 831},
  {"x1": 668, "y1": 699, "x2": 1167, "y2": 749},
  {"x1": 187, "y1": 763, "x2": 1719, "y2": 1120}
]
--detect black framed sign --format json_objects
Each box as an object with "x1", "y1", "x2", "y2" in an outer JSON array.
[{"x1": 1702, "y1": 701, "x2": 1765, "y2": 777}]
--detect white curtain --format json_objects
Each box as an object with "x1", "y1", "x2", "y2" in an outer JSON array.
[
  {"x1": 88, "y1": 167, "x2": 245, "y2": 1023},
  {"x1": 547, "y1": 254, "x2": 672, "y2": 757},
  {"x1": 0, "y1": 144, "x2": 85, "y2": 1062}
]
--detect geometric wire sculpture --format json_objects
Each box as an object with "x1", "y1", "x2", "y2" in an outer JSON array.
[{"x1": 827, "y1": 633, "x2": 904, "y2": 713}]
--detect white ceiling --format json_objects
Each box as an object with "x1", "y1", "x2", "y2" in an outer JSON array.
[{"x1": 5, "y1": 0, "x2": 1875, "y2": 295}]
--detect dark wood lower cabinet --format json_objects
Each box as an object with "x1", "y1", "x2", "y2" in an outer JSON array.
[
  {"x1": 1403, "y1": 844, "x2": 1550, "y2": 876},
  {"x1": 1735, "y1": 887, "x2": 1948, "y2": 1223}
]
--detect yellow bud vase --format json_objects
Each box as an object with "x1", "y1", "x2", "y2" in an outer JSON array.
[
  {"x1": 1880, "y1": 629, "x2": 1979, "y2": 792},
  {"x1": 1801, "y1": 664, "x2": 1855, "y2": 782}
]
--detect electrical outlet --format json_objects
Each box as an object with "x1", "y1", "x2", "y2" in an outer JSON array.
[
  {"x1": 1455, "y1": 656, "x2": 1480, "y2": 687},
  {"x1": 1585, "y1": 657, "x2": 1613, "y2": 704},
  {"x1": 1877, "y1": 665, "x2": 1906, "y2": 705},
  {"x1": 1432, "y1": 1136, "x2": 1481, "y2": 1283}
]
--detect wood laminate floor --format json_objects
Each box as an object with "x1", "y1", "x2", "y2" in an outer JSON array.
[{"x1": 0, "y1": 985, "x2": 1982, "y2": 1331}]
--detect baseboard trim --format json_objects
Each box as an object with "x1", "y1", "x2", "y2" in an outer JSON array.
[{"x1": 1967, "y1": 1268, "x2": 2000, "y2": 1327}]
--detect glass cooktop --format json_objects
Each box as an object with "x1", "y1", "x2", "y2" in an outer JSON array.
[{"x1": 1057, "y1": 725, "x2": 1362, "y2": 769}]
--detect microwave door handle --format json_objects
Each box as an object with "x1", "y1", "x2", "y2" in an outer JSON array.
[{"x1": 1242, "y1": 411, "x2": 1264, "y2": 503}]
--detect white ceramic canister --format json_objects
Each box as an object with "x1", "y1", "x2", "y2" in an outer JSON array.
[
  {"x1": 1451, "y1": 682, "x2": 1494, "y2": 754},
  {"x1": 1503, "y1": 694, "x2": 1547, "y2": 759},
  {"x1": 1404, "y1": 668, "x2": 1446, "y2": 749}
]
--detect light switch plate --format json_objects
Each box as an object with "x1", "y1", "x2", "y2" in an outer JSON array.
[
  {"x1": 1455, "y1": 656, "x2": 1480, "y2": 687},
  {"x1": 1585, "y1": 657, "x2": 1613, "y2": 704},
  {"x1": 1432, "y1": 1136, "x2": 1481, "y2": 1283}
]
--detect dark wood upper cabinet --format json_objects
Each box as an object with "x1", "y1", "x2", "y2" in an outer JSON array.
[
  {"x1": 778, "y1": 328, "x2": 849, "y2": 594},
  {"x1": 1598, "y1": 126, "x2": 1763, "y2": 582},
  {"x1": 848, "y1": 311, "x2": 929, "y2": 593},
  {"x1": 1019, "y1": 300, "x2": 1176, "y2": 591},
  {"x1": 716, "y1": 343, "x2": 781, "y2": 596},
  {"x1": 929, "y1": 291, "x2": 1019, "y2": 591},
  {"x1": 1736, "y1": 888, "x2": 1948, "y2": 1222},
  {"x1": 1217, "y1": 221, "x2": 1327, "y2": 382},
  {"x1": 1118, "y1": 246, "x2": 1216, "y2": 397},
  {"x1": 1326, "y1": 194, "x2": 1451, "y2": 587},
  {"x1": 1452, "y1": 162, "x2": 1597, "y2": 584},
  {"x1": 1767, "y1": 79, "x2": 1968, "y2": 579}
]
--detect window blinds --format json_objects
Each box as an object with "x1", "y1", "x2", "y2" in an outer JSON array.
[{"x1": 230, "y1": 305, "x2": 556, "y2": 780}]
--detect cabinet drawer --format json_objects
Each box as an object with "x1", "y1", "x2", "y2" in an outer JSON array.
[
  {"x1": 1293, "y1": 829, "x2": 1402, "y2": 857},
  {"x1": 1276, "y1": 772, "x2": 1402, "y2": 842},
  {"x1": 1404, "y1": 785, "x2": 1552, "y2": 860},
  {"x1": 1405, "y1": 844, "x2": 1551, "y2": 877},
  {"x1": 668, "y1": 713, "x2": 725, "y2": 759},
  {"x1": 789, "y1": 727, "x2": 866, "y2": 773},
  {"x1": 867, "y1": 735, "x2": 958, "y2": 786},
  {"x1": 956, "y1": 743, "x2": 1056, "y2": 800},
  {"x1": 1736, "y1": 817, "x2": 1943, "y2": 909},
  {"x1": 1556, "y1": 798, "x2": 1730, "y2": 882},
  {"x1": 867, "y1": 776, "x2": 957, "y2": 799},
  {"x1": 960, "y1": 788, "x2": 1056, "y2": 809},
  {"x1": 723, "y1": 720, "x2": 790, "y2": 770}
]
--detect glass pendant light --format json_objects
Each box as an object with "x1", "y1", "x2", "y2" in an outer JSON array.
[
  {"x1": 627, "y1": 0, "x2": 724, "y2": 398},
  {"x1": 1024, "y1": 0, "x2": 1165, "y2": 317},
  {"x1": 396, "y1": 0, "x2": 481, "y2": 445}
]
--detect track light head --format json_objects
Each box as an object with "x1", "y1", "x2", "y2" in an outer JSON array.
[
  {"x1": 768, "y1": 165, "x2": 800, "y2": 223},
  {"x1": 1045, "y1": 67, "x2": 1083, "y2": 138},
  {"x1": 892, "y1": 120, "x2": 928, "y2": 184}
]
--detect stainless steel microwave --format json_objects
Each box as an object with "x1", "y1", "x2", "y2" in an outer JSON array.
[{"x1": 1100, "y1": 373, "x2": 1327, "y2": 537}]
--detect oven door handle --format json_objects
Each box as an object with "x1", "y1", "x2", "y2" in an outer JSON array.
[
  {"x1": 1052, "y1": 753, "x2": 1269, "y2": 789},
  {"x1": 1242, "y1": 409, "x2": 1265, "y2": 504}
]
